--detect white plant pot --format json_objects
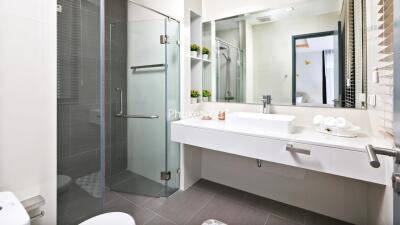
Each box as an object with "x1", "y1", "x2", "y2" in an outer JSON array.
[
  {"x1": 191, "y1": 51, "x2": 198, "y2": 57},
  {"x1": 203, "y1": 54, "x2": 209, "y2": 60},
  {"x1": 202, "y1": 97, "x2": 209, "y2": 102},
  {"x1": 191, "y1": 98, "x2": 198, "y2": 104}
]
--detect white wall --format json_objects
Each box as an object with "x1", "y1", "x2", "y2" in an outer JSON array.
[
  {"x1": 251, "y1": 12, "x2": 339, "y2": 104},
  {"x1": 0, "y1": 0, "x2": 57, "y2": 224}
]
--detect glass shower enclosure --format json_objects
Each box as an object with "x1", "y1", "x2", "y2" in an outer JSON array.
[
  {"x1": 57, "y1": 1, "x2": 180, "y2": 224},
  {"x1": 108, "y1": 2, "x2": 180, "y2": 197},
  {"x1": 216, "y1": 39, "x2": 245, "y2": 103}
]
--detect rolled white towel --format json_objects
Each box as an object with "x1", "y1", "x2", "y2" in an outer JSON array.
[
  {"x1": 323, "y1": 117, "x2": 336, "y2": 127},
  {"x1": 313, "y1": 115, "x2": 324, "y2": 125},
  {"x1": 335, "y1": 117, "x2": 347, "y2": 128}
]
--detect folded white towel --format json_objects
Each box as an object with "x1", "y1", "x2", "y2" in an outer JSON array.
[
  {"x1": 313, "y1": 115, "x2": 324, "y2": 125},
  {"x1": 323, "y1": 117, "x2": 336, "y2": 127},
  {"x1": 335, "y1": 117, "x2": 347, "y2": 128},
  {"x1": 312, "y1": 115, "x2": 360, "y2": 138}
]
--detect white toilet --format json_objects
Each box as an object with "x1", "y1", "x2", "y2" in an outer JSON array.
[
  {"x1": 0, "y1": 192, "x2": 30, "y2": 225},
  {"x1": 80, "y1": 212, "x2": 135, "y2": 225},
  {"x1": 0, "y1": 191, "x2": 135, "y2": 225}
]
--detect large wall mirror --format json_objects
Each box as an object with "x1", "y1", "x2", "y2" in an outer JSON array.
[{"x1": 202, "y1": 0, "x2": 367, "y2": 109}]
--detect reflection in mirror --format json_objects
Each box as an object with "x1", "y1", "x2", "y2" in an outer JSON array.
[
  {"x1": 202, "y1": 0, "x2": 366, "y2": 109},
  {"x1": 294, "y1": 32, "x2": 338, "y2": 107}
]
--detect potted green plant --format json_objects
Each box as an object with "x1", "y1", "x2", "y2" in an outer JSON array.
[
  {"x1": 191, "y1": 90, "x2": 200, "y2": 104},
  {"x1": 202, "y1": 47, "x2": 210, "y2": 60},
  {"x1": 190, "y1": 44, "x2": 200, "y2": 57},
  {"x1": 202, "y1": 90, "x2": 211, "y2": 102}
]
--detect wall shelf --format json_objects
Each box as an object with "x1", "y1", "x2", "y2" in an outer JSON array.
[
  {"x1": 190, "y1": 56, "x2": 203, "y2": 61},
  {"x1": 190, "y1": 11, "x2": 203, "y2": 96}
]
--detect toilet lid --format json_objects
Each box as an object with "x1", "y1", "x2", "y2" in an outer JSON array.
[{"x1": 79, "y1": 212, "x2": 135, "y2": 225}]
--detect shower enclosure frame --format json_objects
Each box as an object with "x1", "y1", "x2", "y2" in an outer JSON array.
[{"x1": 108, "y1": 1, "x2": 181, "y2": 198}]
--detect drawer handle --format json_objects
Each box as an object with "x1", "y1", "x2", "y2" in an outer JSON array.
[{"x1": 286, "y1": 144, "x2": 311, "y2": 155}]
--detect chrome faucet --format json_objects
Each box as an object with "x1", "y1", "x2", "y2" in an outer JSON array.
[{"x1": 261, "y1": 94, "x2": 272, "y2": 114}]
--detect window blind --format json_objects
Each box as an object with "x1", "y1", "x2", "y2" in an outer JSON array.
[{"x1": 377, "y1": 0, "x2": 394, "y2": 134}]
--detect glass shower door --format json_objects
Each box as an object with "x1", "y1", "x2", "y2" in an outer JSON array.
[
  {"x1": 109, "y1": 3, "x2": 180, "y2": 197},
  {"x1": 165, "y1": 18, "x2": 181, "y2": 194}
]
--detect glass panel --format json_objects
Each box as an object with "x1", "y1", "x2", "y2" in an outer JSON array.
[
  {"x1": 165, "y1": 18, "x2": 181, "y2": 195},
  {"x1": 109, "y1": 2, "x2": 168, "y2": 197},
  {"x1": 57, "y1": 0, "x2": 103, "y2": 224},
  {"x1": 216, "y1": 40, "x2": 244, "y2": 102}
]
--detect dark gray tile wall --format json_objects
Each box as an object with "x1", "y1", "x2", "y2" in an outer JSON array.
[
  {"x1": 57, "y1": 0, "x2": 101, "y2": 178},
  {"x1": 57, "y1": 0, "x2": 103, "y2": 224}
]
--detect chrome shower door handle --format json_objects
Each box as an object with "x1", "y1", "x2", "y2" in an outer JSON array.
[
  {"x1": 115, "y1": 114, "x2": 159, "y2": 119},
  {"x1": 113, "y1": 88, "x2": 159, "y2": 119},
  {"x1": 114, "y1": 88, "x2": 123, "y2": 116}
]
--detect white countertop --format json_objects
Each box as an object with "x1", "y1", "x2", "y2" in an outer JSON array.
[{"x1": 173, "y1": 118, "x2": 392, "y2": 152}]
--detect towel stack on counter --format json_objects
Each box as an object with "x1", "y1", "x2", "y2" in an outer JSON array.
[{"x1": 312, "y1": 115, "x2": 361, "y2": 138}]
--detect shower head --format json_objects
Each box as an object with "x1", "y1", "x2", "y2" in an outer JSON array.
[
  {"x1": 219, "y1": 46, "x2": 228, "y2": 50},
  {"x1": 222, "y1": 53, "x2": 231, "y2": 62}
]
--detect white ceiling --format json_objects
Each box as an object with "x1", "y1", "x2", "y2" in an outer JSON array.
[
  {"x1": 245, "y1": 0, "x2": 341, "y2": 25},
  {"x1": 215, "y1": 0, "x2": 342, "y2": 32}
]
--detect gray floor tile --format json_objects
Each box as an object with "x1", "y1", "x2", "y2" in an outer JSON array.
[
  {"x1": 59, "y1": 178, "x2": 353, "y2": 225},
  {"x1": 266, "y1": 215, "x2": 303, "y2": 225},
  {"x1": 116, "y1": 191, "x2": 155, "y2": 207},
  {"x1": 104, "y1": 188, "x2": 120, "y2": 204},
  {"x1": 111, "y1": 172, "x2": 165, "y2": 197},
  {"x1": 144, "y1": 188, "x2": 215, "y2": 225},
  {"x1": 187, "y1": 192, "x2": 269, "y2": 225},
  {"x1": 104, "y1": 195, "x2": 156, "y2": 225},
  {"x1": 58, "y1": 184, "x2": 102, "y2": 225},
  {"x1": 304, "y1": 211, "x2": 353, "y2": 225},
  {"x1": 191, "y1": 179, "x2": 245, "y2": 201},
  {"x1": 267, "y1": 201, "x2": 307, "y2": 225},
  {"x1": 109, "y1": 170, "x2": 137, "y2": 186},
  {"x1": 144, "y1": 215, "x2": 177, "y2": 225}
]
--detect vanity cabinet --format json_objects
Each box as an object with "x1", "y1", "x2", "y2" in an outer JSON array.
[{"x1": 172, "y1": 119, "x2": 387, "y2": 185}]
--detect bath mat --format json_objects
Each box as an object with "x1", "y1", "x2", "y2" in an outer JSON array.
[
  {"x1": 75, "y1": 172, "x2": 102, "y2": 198},
  {"x1": 202, "y1": 219, "x2": 227, "y2": 225}
]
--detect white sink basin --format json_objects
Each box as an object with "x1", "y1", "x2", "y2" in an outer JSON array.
[{"x1": 226, "y1": 112, "x2": 296, "y2": 134}]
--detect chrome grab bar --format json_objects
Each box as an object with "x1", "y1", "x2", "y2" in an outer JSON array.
[
  {"x1": 286, "y1": 144, "x2": 311, "y2": 155},
  {"x1": 114, "y1": 88, "x2": 159, "y2": 119},
  {"x1": 115, "y1": 114, "x2": 159, "y2": 119},
  {"x1": 130, "y1": 64, "x2": 166, "y2": 72},
  {"x1": 365, "y1": 144, "x2": 400, "y2": 168}
]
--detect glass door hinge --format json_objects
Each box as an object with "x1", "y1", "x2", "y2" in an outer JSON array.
[
  {"x1": 160, "y1": 35, "x2": 170, "y2": 44},
  {"x1": 392, "y1": 173, "x2": 400, "y2": 193},
  {"x1": 161, "y1": 171, "x2": 171, "y2": 181}
]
